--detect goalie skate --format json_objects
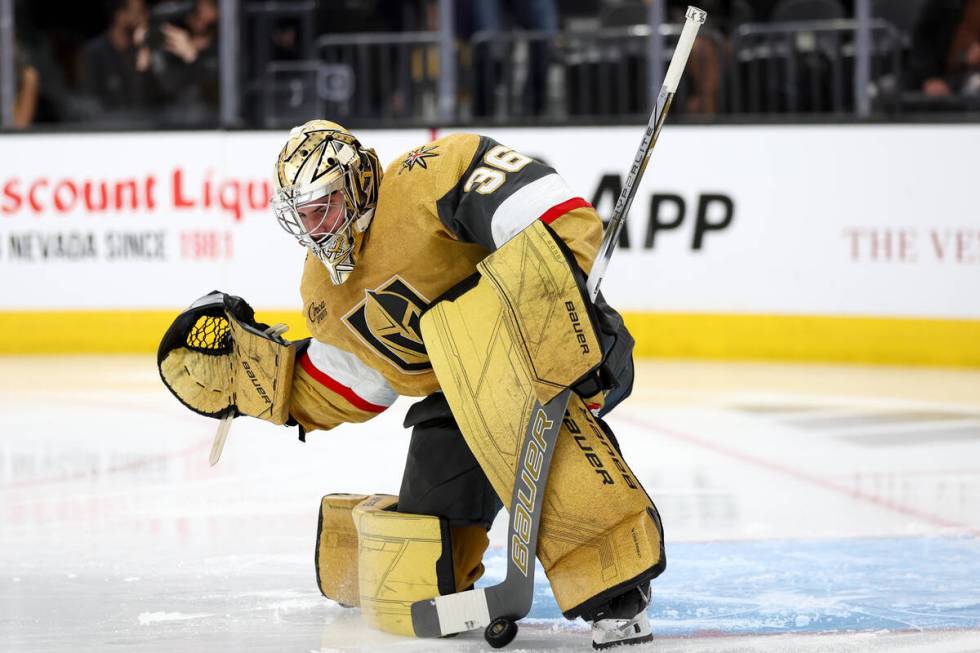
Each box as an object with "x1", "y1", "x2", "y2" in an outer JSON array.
[{"x1": 591, "y1": 610, "x2": 652, "y2": 650}]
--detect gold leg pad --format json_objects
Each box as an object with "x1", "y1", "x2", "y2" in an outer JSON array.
[
  {"x1": 353, "y1": 495, "x2": 455, "y2": 637},
  {"x1": 316, "y1": 493, "x2": 369, "y2": 607}
]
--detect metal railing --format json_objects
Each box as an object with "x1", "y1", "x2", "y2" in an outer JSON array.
[
  {"x1": 245, "y1": 1, "x2": 317, "y2": 80},
  {"x1": 257, "y1": 20, "x2": 910, "y2": 127},
  {"x1": 314, "y1": 31, "x2": 443, "y2": 124},
  {"x1": 254, "y1": 25, "x2": 728, "y2": 128},
  {"x1": 468, "y1": 25, "x2": 727, "y2": 122},
  {"x1": 730, "y1": 18, "x2": 904, "y2": 115},
  {"x1": 258, "y1": 61, "x2": 355, "y2": 128},
  {"x1": 0, "y1": 0, "x2": 13, "y2": 128},
  {"x1": 3, "y1": 0, "x2": 980, "y2": 130}
]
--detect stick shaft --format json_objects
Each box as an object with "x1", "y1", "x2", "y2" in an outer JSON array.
[
  {"x1": 208, "y1": 323, "x2": 290, "y2": 467},
  {"x1": 209, "y1": 416, "x2": 233, "y2": 466},
  {"x1": 586, "y1": 6, "x2": 707, "y2": 301}
]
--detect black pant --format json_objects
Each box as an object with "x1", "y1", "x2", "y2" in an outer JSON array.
[{"x1": 397, "y1": 393, "x2": 503, "y2": 527}]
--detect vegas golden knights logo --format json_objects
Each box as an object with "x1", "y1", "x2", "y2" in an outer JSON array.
[{"x1": 343, "y1": 276, "x2": 431, "y2": 372}]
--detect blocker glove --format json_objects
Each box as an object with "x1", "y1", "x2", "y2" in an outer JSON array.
[
  {"x1": 570, "y1": 280, "x2": 635, "y2": 417},
  {"x1": 157, "y1": 291, "x2": 298, "y2": 424},
  {"x1": 502, "y1": 221, "x2": 634, "y2": 417}
]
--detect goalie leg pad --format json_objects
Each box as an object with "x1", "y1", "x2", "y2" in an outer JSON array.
[
  {"x1": 315, "y1": 492, "x2": 492, "y2": 635},
  {"x1": 315, "y1": 493, "x2": 368, "y2": 607},
  {"x1": 352, "y1": 495, "x2": 456, "y2": 637},
  {"x1": 420, "y1": 222, "x2": 665, "y2": 617},
  {"x1": 474, "y1": 220, "x2": 604, "y2": 405},
  {"x1": 548, "y1": 405, "x2": 665, "y2": 617}
]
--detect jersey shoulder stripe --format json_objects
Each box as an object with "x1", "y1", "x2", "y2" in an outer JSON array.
[
  {"x1": 489, "y1": 172, "x2": 590, "y2": 247},
  {"x1": 540, "y1": 197, "x2": 592, "y2": 225}
]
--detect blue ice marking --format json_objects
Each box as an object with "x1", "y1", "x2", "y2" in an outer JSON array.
[{"x1": 476, "y1": 536, "x2": 980, "y2": 636}]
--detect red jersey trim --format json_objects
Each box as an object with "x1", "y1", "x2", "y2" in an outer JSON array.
[
  {"x1": 298, "y1": 353, "x2": 389, "y2": 414},
  {"x1": 539, "y1": 197, "x2": 591, "y2": 225}
]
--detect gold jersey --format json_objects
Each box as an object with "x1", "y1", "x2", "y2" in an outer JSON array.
[{"x1": 290, "y1": 132, "x2": 603, "y2": 430}]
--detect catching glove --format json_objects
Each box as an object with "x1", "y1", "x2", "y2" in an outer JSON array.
[{"x1": 157, "y1": 291, "x2": 297, "y2": 424}]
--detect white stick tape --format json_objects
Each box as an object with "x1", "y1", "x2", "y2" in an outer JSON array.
[
  {"x1": 664, "y1": 6, "x2": 707, "y2": 93},
  {"x1": 434, "y1": 589, "x2": 491, "y2": 635}
]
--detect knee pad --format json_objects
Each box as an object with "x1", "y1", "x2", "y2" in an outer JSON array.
[
  {"x1": 315, "y1": 493, "x2": 367, "y2": 608},
  {"x1": 354, "y1": 495, "x2": 455, "y2": 636},
  {"x1": 315, "y1": 493, "x2": 490, "y2": 636}
]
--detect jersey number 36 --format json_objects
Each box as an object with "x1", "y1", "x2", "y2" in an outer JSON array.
[{"x1": 463, "y1": 145, "x2": 533, "y2": 195}]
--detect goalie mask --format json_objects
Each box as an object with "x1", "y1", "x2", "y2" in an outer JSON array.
[{"x1": 272, "y1": 120, "x2": 382, "y2": 285}]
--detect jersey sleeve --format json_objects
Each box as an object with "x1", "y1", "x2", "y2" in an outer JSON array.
[
  {"x1": 435, "y1": 136, "x2": 603, "y2": 273},
  {"x1": 289, "y1": 338, "x2": 399, "y2": 434}
]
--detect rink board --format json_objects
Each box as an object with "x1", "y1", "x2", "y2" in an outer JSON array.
[
  {"x1": 1, "y1": 309, "x2": 979, "y2": 366},
  {"x1": 1, "y1": 125, "x2": 978, "y2": 365}
]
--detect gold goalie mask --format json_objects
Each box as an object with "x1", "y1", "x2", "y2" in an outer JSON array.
[{"x1": 272, "y1": 120, "x2": 383, "y2": 285}]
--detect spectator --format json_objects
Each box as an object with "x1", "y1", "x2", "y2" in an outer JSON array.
[
  {"x1": 667, "y1": 1, "x2": 726, "y2": 115},
  {"x1": 271, "y1": 20, "x2": 302, "y2": 61},
  {"x1": 950, "y1": 0, "x2": 980, "y2": 95},
  {"x1": 909, "y1": 0, "x2": 980, "y2": 98},
  {"x1": 155, "y1": 0, "x2": 220, "y2": 126},
  {"x1": 14, "y1": 7, "x2": 80, "y2": 124},
  {"x1": 458, "y1": 0, "x2": 559, "y2": 118},
  {"x1": 3, "y1": 44, "x2": 40, "y2": 128},
  {"x1": 77, "y1": 0, "x2": 160, "y2": 121}
]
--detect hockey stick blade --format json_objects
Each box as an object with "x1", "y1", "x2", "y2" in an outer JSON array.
[{"x1": 411, "y1": 389, "x2": 571, "y2": 637}]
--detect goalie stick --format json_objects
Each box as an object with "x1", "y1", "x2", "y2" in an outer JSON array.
[{"x1": 410, "y1": 6, "x2": 708, "y2": 648}]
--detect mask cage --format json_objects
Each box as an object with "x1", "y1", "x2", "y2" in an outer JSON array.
[{"x1": 272, "y1": 176, "x2": 357, "y2": 284}]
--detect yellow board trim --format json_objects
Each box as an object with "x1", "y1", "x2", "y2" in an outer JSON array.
[
  {"x1": 0, "y1": 310, "x2": 312, "y2": 355},
  {"x1": 0, "y1": 310, "x2": 978, "y2": 367},
  {"x1": 624, "y1": 313, "x2": 980, "y2": 368}
]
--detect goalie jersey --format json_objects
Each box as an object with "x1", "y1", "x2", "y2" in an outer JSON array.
[{"x1": 289, "y1": 133, "x2": 604, "y2": 433}]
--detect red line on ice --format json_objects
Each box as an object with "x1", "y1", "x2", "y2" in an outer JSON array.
[
  {"x1": 618, "y1": 413, "x2": 980, "y2": 537},
  {"x1": 2, "y1": 438, "x2": 212, "y2": 490}
]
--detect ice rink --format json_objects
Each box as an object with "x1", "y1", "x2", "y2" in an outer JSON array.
[{"x1": 2, "y1": 356, "x2": 979, "y2": 652}]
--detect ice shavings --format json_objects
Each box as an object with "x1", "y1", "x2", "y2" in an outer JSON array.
[{"x1": 138, "y1": 611, "x2": 214, "y2": 625}]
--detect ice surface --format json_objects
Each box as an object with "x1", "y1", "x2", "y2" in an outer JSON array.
[{"x1": 1, "y1": 357, "x2": 979, "y2": 652}]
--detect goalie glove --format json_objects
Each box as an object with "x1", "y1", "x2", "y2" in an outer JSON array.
[{"x1": 157, "y1": 291, "x2": 298, "y2": 424}]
